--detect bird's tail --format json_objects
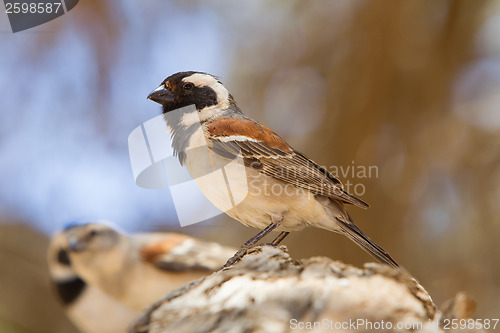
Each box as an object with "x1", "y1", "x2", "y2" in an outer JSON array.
[{"x1": 335, "y1": 217, "x2": 399, "y2": 268}]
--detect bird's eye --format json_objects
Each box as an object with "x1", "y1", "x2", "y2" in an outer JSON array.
[
  {"x1": 183, "y1": 83, "x2": 193, "y2": 91},
  {"x1": 89, "y1": 230, "x2": 98, "y2": 237}
]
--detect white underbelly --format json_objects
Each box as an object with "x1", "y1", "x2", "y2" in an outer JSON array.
[{"x1": 186, "y1": 151, "x2": 333, "y2": 232}]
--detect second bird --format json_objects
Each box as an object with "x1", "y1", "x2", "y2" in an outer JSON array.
[{"x1": 59, "y1": 222, "x2": 236, "y2": 312}]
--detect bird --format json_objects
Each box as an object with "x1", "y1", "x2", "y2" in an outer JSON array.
[
  {"x1": 49, "y1": 222, "x2": 236, "y2": 314},
  {"x1": 47, "y1": 227, "x2": 138, "y2": 333},
  {"x1": 147, "y1": 71, "x2": 399, "y2": 268}
]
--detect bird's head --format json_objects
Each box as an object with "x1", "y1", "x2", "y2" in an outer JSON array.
[
  {"x1": 148, "y1": 71, "x2": 234, "y2": 122},
  {"x1": 65, "y1": 223, "x2": 121, "y2": 254},
  {"x1": 63, "y1": 223, "x2": 127, "y2": 280}
]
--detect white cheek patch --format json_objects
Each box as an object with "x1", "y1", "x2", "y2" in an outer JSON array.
[
  {"x1": 209, "y1": 82, "x2": 230, "y2": 109},
  {"x1": 49, "y1": 263, "x2": 77, "y2": 281}
]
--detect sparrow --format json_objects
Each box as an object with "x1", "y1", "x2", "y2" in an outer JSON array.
[
  {"x1": 54, "y1": 222, "x2": 236, "y2": 312},
  {"x1": 147, "y1": 71, "x2": 399, "y2": 268},
  {"x1": 47, "y1": 227, "x2": 138, "y2": 333}
]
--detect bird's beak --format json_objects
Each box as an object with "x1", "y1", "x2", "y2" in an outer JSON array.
[
  {"x1": 147, "y1": 85, "x2": 174, "y2": 104},
  {"x1": 67, "y1": 238, "x2": 86, "y2": 253}
]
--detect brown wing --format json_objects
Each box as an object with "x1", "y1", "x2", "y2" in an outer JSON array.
[{"x1": 206, "y1": 118, "x2": 368, "y2": 209}]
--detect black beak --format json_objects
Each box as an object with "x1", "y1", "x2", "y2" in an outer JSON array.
[
  {"x1": 147, "y1": 86, "x2": 175, "y2": 105},
  {"x1": 67, "y1": 238, "x2": 86, "y2": 253}
]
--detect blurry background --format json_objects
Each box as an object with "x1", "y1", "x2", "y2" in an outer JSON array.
[{"x1": 1, "y1": 0, "x2": 499, "y2": 332}]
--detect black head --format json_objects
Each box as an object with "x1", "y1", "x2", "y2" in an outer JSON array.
[{"x1": 147, "y1": 71, "x2": 229, "y2": 113}]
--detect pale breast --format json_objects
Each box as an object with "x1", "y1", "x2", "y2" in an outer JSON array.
[{"x1": 184, "y1": 131, "x2": 335, "y2": 232}]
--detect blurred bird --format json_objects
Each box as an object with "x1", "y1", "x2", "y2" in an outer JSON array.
[
  {"x1": 49, "y1": 222, "x2": 236, "y2": 315},
  {"x1": 48, "y1": 228, "x2": 138, "y2": 333},
  {"x1": 147, "y1": 71, "x2": 399, "y2": 268}
]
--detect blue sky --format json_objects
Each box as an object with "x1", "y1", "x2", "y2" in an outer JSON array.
[{"x1": 0, "y1": 1, "x2": 229, "y2": 234}]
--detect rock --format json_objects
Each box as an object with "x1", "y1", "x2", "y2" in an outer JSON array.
[
  {"x1": 129, "y1": 246, "x2": 484, "y2": 333},
  {"x1": 129, "y1": 246, "x2": 481, "y2": 333}
]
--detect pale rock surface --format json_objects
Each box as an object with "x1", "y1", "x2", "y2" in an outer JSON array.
[{"x1": 129, "y1": 246, "x2": 482, "y2": 333}]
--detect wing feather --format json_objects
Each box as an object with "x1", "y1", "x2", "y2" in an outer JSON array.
[{"x1": 206, "y1": 118, "x2": 368, "y2": 209}]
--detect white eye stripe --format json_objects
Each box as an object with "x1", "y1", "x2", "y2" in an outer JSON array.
[{"x1": 181, "y1": 73, "x2": 220, "y2": 87}]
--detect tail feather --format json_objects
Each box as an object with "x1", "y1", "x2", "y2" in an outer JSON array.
[{"x1": 335, "y1": 218, "x2": 399, "y2": 268}]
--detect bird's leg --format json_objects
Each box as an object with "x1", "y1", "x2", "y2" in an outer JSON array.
[
  {"x1": 221, "y1": 217, "x2": 283, "y2": 269},
  {"x1": 270, "y1": 231, "x2": 290, "y2": 246},
  {"x1": 257, "y1": 231, "x2": 289, "y2": 247}
]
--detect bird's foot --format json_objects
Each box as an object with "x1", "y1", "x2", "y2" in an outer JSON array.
[
  {"x1": 257, "y1": 242, "x2": 276, "y2": 247},
  {"x1": 221, "y1": 248, "x2": 248, "y2": 269},
  {"x1": 220, "y1": 220, "x2": 286, "y2": 270}
]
